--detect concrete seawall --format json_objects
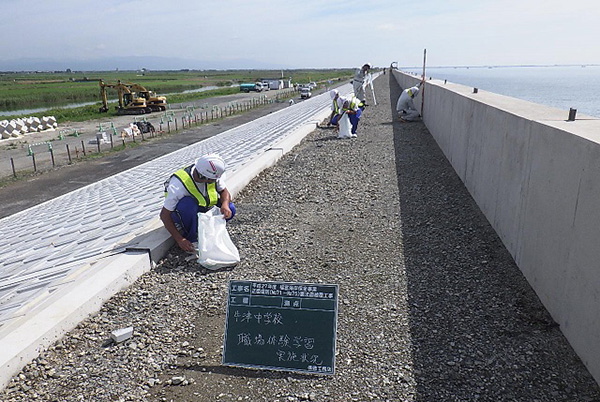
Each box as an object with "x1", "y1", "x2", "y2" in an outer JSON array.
[{"x1": 392, "y1": 69, "x2": 600, "y2": 384}]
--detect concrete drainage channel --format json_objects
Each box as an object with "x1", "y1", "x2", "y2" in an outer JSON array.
[{"x1": 0, "y1": 83, "x2": 351, "y2": 390}]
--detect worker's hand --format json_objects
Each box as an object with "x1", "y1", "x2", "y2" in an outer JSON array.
[
  {"x1": 177, "y1": 237, "x2": 195, "y2": 253},
  {"x1": 220, "y1": 205, "x2": 232, "y2": 219}
]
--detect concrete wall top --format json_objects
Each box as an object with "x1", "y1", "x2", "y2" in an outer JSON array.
[{"x1": 396, "y1": 73, "x2": 600, "y2": 144}]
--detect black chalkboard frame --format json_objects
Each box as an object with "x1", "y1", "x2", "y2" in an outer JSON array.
[{"x1": 222, "y1": 280, "x2": 339, "y2": 375}]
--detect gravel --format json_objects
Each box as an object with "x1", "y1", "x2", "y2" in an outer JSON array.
[{"x1": 2, "y1": 75, "x2": 600, "y2": 402}]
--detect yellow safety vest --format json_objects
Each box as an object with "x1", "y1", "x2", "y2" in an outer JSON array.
[
  {"x1": 333, "y1": 99, "x2": 340, "y2": 114},
  {"x1": 343, "y1": 97, "x2": 363, "y2": 112},
  {"x1": 166, "y1": 165, "x2": 218, "y2": 209}
]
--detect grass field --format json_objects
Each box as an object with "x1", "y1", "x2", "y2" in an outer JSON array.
[{"x1": 0, "y1": 69, "x2": 353, "y2": 122}]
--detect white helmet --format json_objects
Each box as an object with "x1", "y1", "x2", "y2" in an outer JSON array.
[
  {"x1": 408, "y1": 86, "x2": 420, "y2": 98},
  {"x1": 194, "y1": 153, "x2": 225, "y2": 179},
  {"x1": 330, "y1": 89, "x2": 339, "y2": 99}
]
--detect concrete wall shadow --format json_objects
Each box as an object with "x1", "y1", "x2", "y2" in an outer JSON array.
[{"x1": 388, "y1": 75, "x2": 600, "y2": 401}]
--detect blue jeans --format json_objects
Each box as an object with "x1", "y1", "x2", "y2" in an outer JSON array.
[
  {"x1": 349, "y1": 108, "x2": 362, "y2": 134},
  {"x1": 171, "y1": 196, "x2": 236, "y2": 242}
]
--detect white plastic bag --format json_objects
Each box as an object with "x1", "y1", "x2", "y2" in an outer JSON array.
[
  {"x1": 337, "y1": 113, "x2": 353, "y2": 139},
  {"x1": 197, "y1": 207, "x2": 240, "y2": 270}
]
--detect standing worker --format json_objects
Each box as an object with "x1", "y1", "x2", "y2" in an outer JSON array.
[
  {"x1": 160, "y1": 153, "x2": 236, "y2": 252},
  {"x1": 396, "y1": 85, "x2": 421, "y2": 122},
  {"x1": 353, "y1": 63, "x2": 371, "y2": 104}
]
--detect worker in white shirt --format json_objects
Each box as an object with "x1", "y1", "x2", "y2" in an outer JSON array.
[
  {"x1": 160, "y1": 153, "x2": 235, "y2": 252},
  {"x1": 353, "y1": 63, "x2": 371, "y2": 104},
  {"x1": 328, "y1": 89, "x2": 344, "y2": 126},
  {"x1": 328, "y1": 90, "x2": 365, "y2": 138},
  {"x1": 396, "y1": 85, "x2": 421, "y2": 122}
]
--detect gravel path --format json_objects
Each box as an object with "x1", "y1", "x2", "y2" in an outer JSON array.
[{"x1": 2, "y1": 75, "x2": 600, "y2": 402}]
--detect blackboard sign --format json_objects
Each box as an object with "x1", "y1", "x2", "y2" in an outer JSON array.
[{"x1": 222, "y1": 280, "x2": 338, "y2": 375}]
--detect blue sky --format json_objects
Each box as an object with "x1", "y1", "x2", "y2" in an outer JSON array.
[{"x1": 3, "y1": 0, "x2": 600, "y2": 70}]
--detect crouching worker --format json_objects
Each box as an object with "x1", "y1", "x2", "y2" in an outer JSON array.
[
  {"x1": 396, "y1": 85, "x2": 421, "y2": 122},
  {"x1": 160, "y1": 153, "x2": 236, "y2": 252},
  {"x1": 328, "y1": 89, "x2": 343, "y2": 126},
  {"x1": 328, "y1": 89, "x2": 364, "y2": 137},
  {"x1": 342, "y1": 95, "x2": 365, "y2": 136}
]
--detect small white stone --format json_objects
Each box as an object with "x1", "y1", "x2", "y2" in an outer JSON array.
[{"x1": 110, "y1": 327, "x2": 133, "y2": 343}]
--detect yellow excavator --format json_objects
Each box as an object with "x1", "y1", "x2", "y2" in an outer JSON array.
[
  {"x1": 98, "y1": 80, "x2": 151, "y2": 115},
  {"x1": 121, "y1": 82, "x2": 168, "y2": 112}
]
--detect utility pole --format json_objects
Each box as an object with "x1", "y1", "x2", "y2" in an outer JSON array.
[{"x1": 421, "y1": 48, "x2": 427, "y2": 117}]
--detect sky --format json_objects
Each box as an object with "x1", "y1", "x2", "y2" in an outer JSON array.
[{"x1": 3, "y1": 0, "x2": 600, "y2": 70}]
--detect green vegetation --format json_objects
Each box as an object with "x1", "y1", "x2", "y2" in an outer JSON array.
[
  {"x1": 0, "y1": 85, "x2": 242, "y2": 123},
  {"x1": 166, "y1": 86, "x2": 240, "y2": 104},
  {"x1": 0, "y1": 69, "x2": 353, "y2": 118}
]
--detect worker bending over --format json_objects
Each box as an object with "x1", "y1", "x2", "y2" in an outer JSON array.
[
  {"x1": 396, "y1": 85, "x2": 421, "y2": 122},
  {"x1": 353, "y1": 63, "x2": 371, "y2": 104},
  {"x1": 328, "y1": 89, "x2": 365, "y2": 137},
  {"x1": 160, "y1": 153, "x2": 236, "y2": 252}
]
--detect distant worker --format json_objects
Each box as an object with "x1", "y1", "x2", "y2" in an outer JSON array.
[
  {"x1": 160, "y1": 153, "x2": 236, "y2": 252},
  {"x1": 353, "y1": 63, "x2": 372, "y2": 104},
  {"x1": 396, "y1": 85, "x2": 421, "y2": 122}
]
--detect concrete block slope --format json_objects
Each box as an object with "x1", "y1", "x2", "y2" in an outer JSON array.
[{"x1": 0, "y1": 83, "x2": 354, "y2": 391}]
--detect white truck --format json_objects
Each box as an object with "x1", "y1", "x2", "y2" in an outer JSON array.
[{"x1": 300, "y1": 87, "x2": 312, "y2": 99}]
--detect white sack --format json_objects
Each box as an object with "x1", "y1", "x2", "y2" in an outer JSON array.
[
  {"x1": 197, "y1": 207, "x2": 240, "y2": 270},
  {"x1": 337, "y1": 113, "x2": 353, "y2": 139}
]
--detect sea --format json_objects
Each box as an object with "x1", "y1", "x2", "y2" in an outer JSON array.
[{"x1": 403, "y1": 65, "x2": 600, "y2": 119}]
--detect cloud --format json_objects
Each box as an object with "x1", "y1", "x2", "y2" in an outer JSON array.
[{"x1": 2, "y1": 0, "x2": 599, "y2": 69}]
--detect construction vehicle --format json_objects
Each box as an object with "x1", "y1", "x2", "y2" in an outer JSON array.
[
  {"x1": 121, "y1": 82, "x2": 168, "y2": 112},
  {"x1": 98, "y1": 80, "x2": 151, "y2": 115}
]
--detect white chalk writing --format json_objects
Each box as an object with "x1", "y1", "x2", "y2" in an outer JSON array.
[
  {"x1": 233, "y1": 310, "x2": 284, "y2": 325},
  {"x1": 236, "y1": 332, "x2": 316, "y2": 351}
]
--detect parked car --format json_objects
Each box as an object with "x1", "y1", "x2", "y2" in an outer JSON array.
[
  {"x1": 261, "y1": 81, "x2": 270, "y2": 91},
  {"x1": 300, "y1": 87, "x2": 312, "y2": 99},
  {"x1": 308, "y1": 82, "x2": 317, "y2": 89}
]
